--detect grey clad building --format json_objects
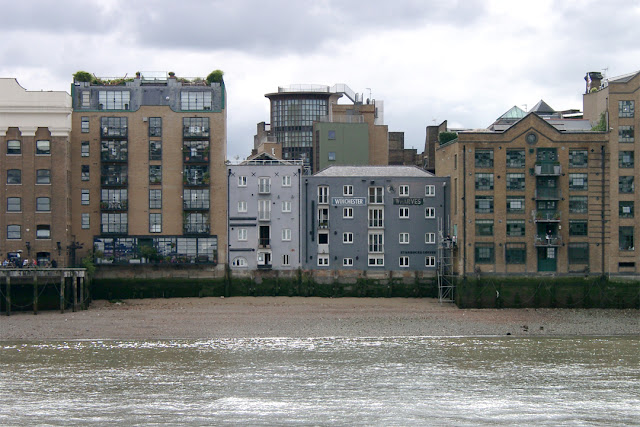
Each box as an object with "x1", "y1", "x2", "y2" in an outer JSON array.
[
  {"x1": 227, "y1": 154, "x2": 303, "y2": 270},
  {"x1": 302, "y1": 166, "x2": 450, "y2": 271}
]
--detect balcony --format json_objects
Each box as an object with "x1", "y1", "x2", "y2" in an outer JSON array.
[
  {"x1": 258, "y1": 183, "x2": 271, "y2": 194},
  {"x1": 534, "y1": 234, "x2": 563, "y2": 246},
  {"x1": 318, "y1": 220, "x2": 329, "y2": 229},
  {"x1": 534, "y1": 188, "x2": 561, "y2": 200},
  {"x1": 533, "y1": 210, "x2": 561, "y2": 222},
  {"x1": 183, "y1": 224, "x2": 210, "y2": 235},
  {"x1": 100, "y1": 200, "x2": 128, "y2": 211},
  {"x1": 101, "y1": 175, "x2": 128, "y2": 186},
  {"x1": 183, "y1": 148, "x2": 209, "y2": 163},
  {"x1": 258, "y1": 238, "x2": 270, "y2": 248},
  {"x1": 534, "y1": 162, "x2": 561, "y2": 176},
  {"x1": 183, "y1": 201, "x2": 210, "y2": 210}
]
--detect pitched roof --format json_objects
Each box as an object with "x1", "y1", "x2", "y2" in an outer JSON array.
[
  {"x1": 530, "y1": 100, "x2": 555, "y2": 114},
  {"x1": 314, "y1": 165, "x2": 434, "y2": 177},
  {"x1": 499, "y1": 105, "x2": 526, "y2": 120}
]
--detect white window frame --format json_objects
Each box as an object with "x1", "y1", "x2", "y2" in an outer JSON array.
[
  {"x1": 282, "y1": 254, "x2": 290, "y2": 266},
  {"x1": 232, "y1": 257, "x2": 248, "y2": 267},
  {"x1": 343, "y1": 258, "x2": 353, "y2": 266},
  {"x1": 282, "y1": 175, "x2": 291, "y2": 187},
  {"x1": 238, "y1": 228, "x2": 248, "y2": 241},
  {"x1": 282, "y1": 201, "x2": 292, "y2": 213},
  {"x1": 425, "y1": 232, "x2": 436, "y2": 244},
  {"x1": 425, "y1": 256, "x2": 436, "y2": 267},
  {"x1": 343, "y1": 207, "x2": 354, "y2": 219},
  {"x1": 259, "y1": 200, "x2": 271, "y2": 220},
  {"x1": 343, "y1": 185, "x2": 353, "y2": 196},
  {"x1": 238, "y1": 201, "x2": 247, "y2": 213},
  {"x1": 425, "y1": 207, "x2": 436, "y2": 218},
  {"x1": 343, "y1": 232, "x2": 354, "y2": 244},
  {"x1": 399, "y1": 256, "x2": 410, "y2": 268},
  {"x1": 399, "y1": 207, "x2": 410, "y2": 219},
  {"x1": 399, "y1": 185, "x2": 410, "y2": 196},
  {"x1": 425, "y1": 185, "x2": 436, "y2": 196},
  {"x1": 368, "y1": 255, "x2": 384, "y2": 266},
  {"x1": 318, "y1": 186, "x2": 329, "y2": 204},
  {"x1": 238, "y1": 176, "x2": 247, "y2": 187},
  {"x1": 399, "y1": 232, "x2": 410, "y2": 244},
  {"x1": 282, "y1": 228, "x2": 292, "y2": 241},
  {"x1": 258, "y1": 177, "x2": 271, "y2": 194},
  {"x1": 317, "y1": 256, "x2": 330, "y2": 266},
  {"x1": 369, "y1": 186, "x2": 383, "y2": 204}
]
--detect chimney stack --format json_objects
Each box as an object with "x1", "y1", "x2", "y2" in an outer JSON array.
[{"x1": 585, "y1": 71, "x2": 603, "y2": 94}]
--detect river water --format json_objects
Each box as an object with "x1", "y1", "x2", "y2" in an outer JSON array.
[{"x1": 1, "y1": 336, "x2": 638, "y2": 425}]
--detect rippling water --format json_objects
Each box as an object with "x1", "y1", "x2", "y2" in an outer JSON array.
[{"x1": 1, "y1": 337, "x2": 638, "y2": 425}]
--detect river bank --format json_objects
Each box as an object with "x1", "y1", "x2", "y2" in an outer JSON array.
[{"x1": 1, "y1": 297, "x2": 638, "y2": 340}]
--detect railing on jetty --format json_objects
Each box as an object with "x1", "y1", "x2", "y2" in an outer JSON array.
[{"x1": 0, "y1": 268, "x2": 87, "y2": 316}]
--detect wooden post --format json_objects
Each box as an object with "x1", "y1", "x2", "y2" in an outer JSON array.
[
  {"x1": 5, "y1": 276, "x2": 10, "y2": 317},
  {"x1": 60, "y1": 276, "x2": 65, "y2": 314},
  {"x1": 73, "y1": 275, "x2": 78, "y2": 312},
  {"x1": 33, "y1": 273, "x2": 38, "y2": 315},
  {"x1": 79, "y1": 277, "x2": 84, "y2": 310}
]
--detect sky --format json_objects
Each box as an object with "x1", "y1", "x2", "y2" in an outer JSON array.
[{"x1": 2, "y1": 0, "x2": 640, "y2": 160}]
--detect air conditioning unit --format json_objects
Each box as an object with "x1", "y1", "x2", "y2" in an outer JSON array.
[{"x1": 142, "y1": 117, "x2": 148, "y2": 122}]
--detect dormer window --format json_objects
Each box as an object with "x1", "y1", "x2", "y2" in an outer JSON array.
[{"x1": 98, "y1": 90, "x2": 130, "y2": 110}]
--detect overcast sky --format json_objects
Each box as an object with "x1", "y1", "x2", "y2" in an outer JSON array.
[{"x1": 2, "y1": 0, "x2": 639, "y2": 159}]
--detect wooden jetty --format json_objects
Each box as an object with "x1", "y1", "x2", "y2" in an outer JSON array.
[{"x1": 0, "y1": 268, "x2": 87, "y2": 316}]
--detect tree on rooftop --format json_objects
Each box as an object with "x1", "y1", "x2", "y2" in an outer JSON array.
[
  {"x1": 73, "y1": 71, "x2": 93, "y2": 83},
  {"x1": 439, "y1": 131, "x2": 458, "y2": 145},
  {"x1": 206, "y1": 70, "x2": 224, "y2": 84}
]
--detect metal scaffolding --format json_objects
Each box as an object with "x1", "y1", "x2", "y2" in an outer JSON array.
[{"x1": 437, "y1": 218, "x2": 455, "y2": 303}]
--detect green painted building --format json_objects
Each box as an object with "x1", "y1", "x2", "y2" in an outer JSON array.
[{"x1": 314, "y1": 122, "x2": 370, "y2": 172}]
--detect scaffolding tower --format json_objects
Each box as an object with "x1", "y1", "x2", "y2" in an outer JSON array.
[{"x1": 437, "y1": 218, "x2": 455, "y2": 303}]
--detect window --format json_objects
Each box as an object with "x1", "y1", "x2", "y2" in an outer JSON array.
[
  {"x1": 476, "y1": 219, "x2": 494, "y2": 236},
  {"x1": 282, "y1": 175, "x2": 291, "y2": 187},
  {"x1": 507, "y1": 196, "x2": 525, "y2": 213},
  {"x1": 318, "y1": 232, "x2": 329, "y2": 244},
  {"x1": 343, "y1": 185, "x2": 353, "y2": 196},
  {"x1": 183, "y1": 212, "x2": 208, "y2": 234},
  {"x1": 183, "y1": 117, "x2": 209, "y2": 138},
  {"x1": 425, "y1": 207, "x2": 435, "y2": 218},
  {"x1": 36, "y1": 197, "x2": 51, "y2": 212},
  {"x1": 99, "y1": 90, "x2": 130, "y2": 110},
  {"x1": 237, "y1": 228, "x2": 248, "y2": 241},
  {"x1": 101, "y1": 189, "x2": 128, "y2": 210},
  {"x1": 7, "y1": 197, "x2": 21, "y2": 212},
  {"x1": 258, "y1": 200, "x2": 271, "y2": 220},
  {"x1": 369, "y1": 186, "x2": 383, "y2": 204},
  {"x1": 81, "y1": 141, "x2": 89, "y2": 157},
  {"x1": 149, "y1": 165, "x2": 162, "y2": 184},
  {"x1": 425, "y1": 232, "x2": 435, "y2": 244},
  {"x1": 36, "y1": 169, "x2": 50, "y2": 184},
  {"x1": 183, "y1": 165, "x2": 209, "y2": 186},
  {"x1": 475, "y1": 149, "x2": 493, "y2": 168},
  {"x1": 506, "y1": 149, "x2": 525, "y2": 168},
  {"x1": 619, "y1": 100, "x2": 634, "y2": 118},
  {"x1": 368, "y1": 232, "x2": 384, "y2": 253},
  {"x1": 36, "y1": 224, "x2": 50, "y2": 239},
  {"x1": 100, "y1": 140, "x2": 128, "y2": 161},
  {"x1": 258, "y1": 177, "x2": 271, "y2": 194},
  {"x1": 619, "y1": 126, "x2": 634, "y2": 143},
  {"x1": 620, "y1": 201, "x2": 634, "y2": 218},
  {"x1": 81, "y1": 213, "x2": 90, "y2": 229},
  {"x1": 149, "y1": 117, "x2": 162, "y2": 137},
  {"x1": 399, "y1": 207, "x2": 409, "y2": 218},
  {"x1": 475, "y1": 243, "x2": 495, "y2": 263},
  {"x1": 368, "y1": 256, "x2": 385, "y2": 267},
  {"x1": 328, "y1": 130, "x2": 336, "y2": 140},
  {"x1": 569, "y1": 173, "x2": 588, "y2": 191},
  {"x1": 81, "y1": 116, "x2": 90, "y2": 133},
  {"x1": 282, "y1": 201, "x2": 292, "y2": 213},
  {"x1": 368, "y1": 207, "x2": 384, "y2": 228},
  {"x1": 399, "y1": 185, "x2": 409, "y2": 196},
  {"x1": 181, "y1": 91, "x2": 212, "y2": 110},
  {"x1": 81, "y1": 189, "x2": 90, "y2": 205},
  {"x1": 238, "y1": 201, "x2": 247, "y2": 213},
  {"x1": 328, "y1": 152, "x2": 336, "y2": 161},
  {"x1": 399, "y1": 233, "x2": 410, "y2": 244},
  {"x1": 505, "y1": 243, "x2": 526, "y2": 264},
  {"x1": 282, "y1": 228, "x2": 292, "y2": 241},
  {"x1": 568, "y1": 243, "x2": 589, "y2": 264},
  {"x1": 318, "y1": 186, "x2": 329, "y2": 204},
  {"x1": 232, "y1": 257, "x2": 248, "y2": 267},
  {"x1": 399, "y1": 256, "x2": 410, "y2": 267},
  {"x1": 620, "y1": 151, "x2": 635, "y2": 168},
  {"x1": 81, "y1": 91, "x2": 91, "y2": 108},
  {"x1": 343, "y1": 258, "x2": 353, "y2": 266},
  {"x1": 506, "y1": 173, "x2": 525, "y2": 191},
  {"x1": 282, "y1": 254, "x2": 290, "y2": 266},
  {"x1": 317, "y1": 256, "x2": 329, "y2": 266},
  {"x1": 7, "y1": 140, "x2": 20, "y2": 155},
  {"x1": 150, "y1": 189, "x2": 162, "y2": 209},
  {"x1": 7, "y1": 169, "x2": 21, "y2": 184},
  {"x1": 569, "y1": 150, "x2": 588, "y2": 168},
  {"x1": 569, "y1": 220, "x2": 588, "y2": 236},
  {"x1": 619, "y1": 176, "x2": 635, "y2": 193},
  {"x1": 475, "y1": 173, "x2": 494, "y2": 190},
  {"x1": 425, "y1": 185, "x2": 435, "y2": 196},
  {"x1": 81, "y1": 165, "x2": 90, "y2": 181},
  {"x1": 149, "y1": 141, "x2": 162, "y2": 160},
  {"x1": 238, "y1": 176, "x2": 247, "y2": 187},
  {"x1": 619, "y1": 226, "x2": 634, "y2": 250},
  {"x1": 425, "y1": 256, "x2": 435, "y2": 267},
  {"x1": 149, "y1": 213, "x2": 162, "y2": 233},
  {"x1": 183, "y1": 189, "x2": 209, "y2": 210},
  {"x1": 475, "y1": 196, "x2": 493, "y2": 213},
  {"x1": 7, "y1": 224, "x2": 21, "y2": 239},
  {"x1": 343, "y1": 207, "x2": 353, "y2": 218},
  {"x1": 569, "y1": 196, "x2": 588, "y2": 213},
  {"x1": 101, "y1": 117, "x2": 128, "y2": 137},
  {"x1": 343, "y1": 232, "x2": 354, "y2": 244},
  {"x1": 506, "y1": 220, "x2": 525, "y2": 237}
]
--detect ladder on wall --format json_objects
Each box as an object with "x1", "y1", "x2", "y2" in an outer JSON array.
[{"x1": 437, "y1": 218, "x2": 455, "y2": 303}]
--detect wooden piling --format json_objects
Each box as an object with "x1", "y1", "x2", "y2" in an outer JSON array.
[
  {"x1": 73, "y1": 275, "x2": 78, "y2": 312},
  {"x1": 79, "y1": 276, "x2": 84, "y2": 310},
  {"x1": 60, "y1": 276, "x2": 65, "y2": 314},
  {"x1": 33, "y1": 274, "x2": 38, "y2": 315},
  {"x1": 5, "y1": 276, "x2": 10, "y2": 317}
]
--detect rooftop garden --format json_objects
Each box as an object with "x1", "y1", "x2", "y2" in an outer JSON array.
[{"x1": 73, "y1": 69, "x2": 224, "y2": 86}]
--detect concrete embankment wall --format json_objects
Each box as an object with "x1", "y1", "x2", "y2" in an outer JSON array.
[{"x1": 456, "y1": 276, "x2": 640, "y2": 309}]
